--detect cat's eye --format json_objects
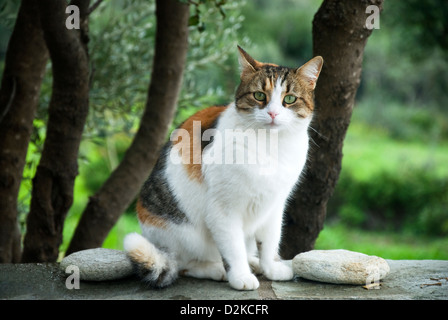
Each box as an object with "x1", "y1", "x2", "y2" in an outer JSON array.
[
  {"x1": 253, "y1": 92, "x2": 266, "y2": 101},
  {"x1": 283, "y1": 95, "x2": 297, "y2": 104}
]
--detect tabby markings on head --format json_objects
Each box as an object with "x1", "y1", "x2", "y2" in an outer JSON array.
[{"x1": 235, "y1": 45, "x2": 322, "y2": 120}]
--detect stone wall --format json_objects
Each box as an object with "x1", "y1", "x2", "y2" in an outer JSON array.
[{"x1": 0, "y1": 260, "x2": 447, "y2": 300}]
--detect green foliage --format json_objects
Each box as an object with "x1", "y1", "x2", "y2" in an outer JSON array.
[
  {"x1": 353, "y1": 101, "x2": 448, "y2": 143},
  {"x1": 71, "y1": 0, "x2": 248, "y2": 139},
  {"x1": 185, "y1": 0, "x2": 229, "y2": 32},
  {"x1": 327, "y1": 119, "x2": 448, "y2": 237},
  {"x1": 2, "y1": 0, "x2": 447, "y2": 257},
  {"x1": 360, "y1": 2, "x2": 448, "y2": 111},
  {"x1": 383, "y1": 0, "x2": 448, "y2": 60},
  {"x1": 78, "y1": 135, "x2": 132, "y2": 194},
  {"x1": 0, "y1": 0, "x2": 19, "y2": 62},
  {"x1": 332, "y1": 169, "x2": 448, "y2": 236},
  {"x1": 16, "y1": 0, "x2": 246, "y2": 216},
  {"x1": 239, "y1": 0, "x2": 320, "y2": 66},
  {"x1": 315, "y1": 224, "x2": 448, "y2": 260},
  {"x1": 176, "y1": 0, "x2": 247, "y2": 127}
]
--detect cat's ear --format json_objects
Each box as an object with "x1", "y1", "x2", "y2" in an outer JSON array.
[
  {"x1": 296, "y1": 56, "x2": 323, "y2": 90},
  {"x1": 237, "y1": 45, "x2": 262, "y2": 77}
]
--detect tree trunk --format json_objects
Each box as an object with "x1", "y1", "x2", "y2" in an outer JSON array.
[
  {"x1": 281, "y1": 0, "x2": 384, "y2": 258},
  {"x1": 0, "y1": 0, "x2": 49, "y2": 263},
  {"x1": 21, "y1": 0, "x2": 91, "y2": 262},
  {"x1": 66, "y1": 0, "x2": 190, "y2": 254}
]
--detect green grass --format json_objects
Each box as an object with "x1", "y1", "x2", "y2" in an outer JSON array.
[
  {"x1": 102, "y1": 213, "x2": 140, "y2": 250},
  {"x1": 60, "y1": 211, "x2": 140, "y2": 260},
  {"x1": 315, "y1": 224, "x2": 448, "y2": 260},
  {"x1": 328, "y1": 116, "x2": 448, "y2": 237},
  {"x1": 342, "y1": 121, "x2": 448, "y2": 182},
  {"x1": 315, "y1": 111, "x2": 448, "y2": 259}
]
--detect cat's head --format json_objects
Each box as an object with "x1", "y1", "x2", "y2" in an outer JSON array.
[{"x1": 235, "y1": 46, "x2": 323, "y2": 130}]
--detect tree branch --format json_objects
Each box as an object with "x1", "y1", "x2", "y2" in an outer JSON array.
[
  {"x1": 66, "y1": 0, "x2": 190, "y2": 254},
  {"x1": 0, "y1": 0, "x2": 49, "y2": 263},
  {"x1": 281, "y1": 0, "x2": 384, "y2": 258},
  {"x1": 21, "y1": 0, "x2": 90, "y2": 263},
  {"x1": 87, "y1": 0, "x2": 103, "y2": 15},
  {"x1": 0, "y1": 76, "x2": 16, "y2": 124}
]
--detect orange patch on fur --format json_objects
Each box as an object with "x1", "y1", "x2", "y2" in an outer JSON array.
[
  {"x1": 172, "y1": 106, "x2": 227, "y2": 182},
  {"x1": 262, "y1": 62, "x2": 279, "y2": 68},
  {"x1": 137, "y1": 199, "x2": 167, "y2": 229},
  {"x1": 127, "y1": 246, "x2": 156, "y2": 269}
]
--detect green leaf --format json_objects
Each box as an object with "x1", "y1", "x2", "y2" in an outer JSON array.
[
  {"x1": 188, "y1": 14, "x2": 200, "y2": 26},
  {"x1": 197, "y1": 22, "x2": 206, "y2": 32},
  {"x1": 218, "y1": 5, "x2": 226, "y2": 18}
]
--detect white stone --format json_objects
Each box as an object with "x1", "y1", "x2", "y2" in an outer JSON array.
[
  {"x1": 60, "y1": 248, "x2": 134, "y2": 281},
  {"x1": 292, "y1": 249, "x2": 390, "y2": 285}
]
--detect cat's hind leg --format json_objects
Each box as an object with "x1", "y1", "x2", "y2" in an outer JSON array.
[
  {"x1": 248, "y1": 256, "x2": 262, "y2": 275},
  {"x1": 180, "y1": 260, "x2": 227, "y2": 281}
]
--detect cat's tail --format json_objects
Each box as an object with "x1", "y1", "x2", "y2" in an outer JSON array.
[{"x1": 123, "y1": 233, "x2": 178, "y2": 288}]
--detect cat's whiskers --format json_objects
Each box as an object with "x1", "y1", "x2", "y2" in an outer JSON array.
[{"x1": 308, "y1": 125, "x2": 328, "y2": 148}]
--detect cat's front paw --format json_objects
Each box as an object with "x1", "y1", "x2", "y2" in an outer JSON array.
[
  {"x1": 262, "y1": 261, "x2": 294, "y2": 281},
  {"x1": 228, "y1": 271, "x2": 259, "y2": 290}
]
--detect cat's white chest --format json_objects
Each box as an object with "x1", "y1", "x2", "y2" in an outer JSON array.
[{"x1": 202, "y1": 125, "x2": 309, "y2": 215}]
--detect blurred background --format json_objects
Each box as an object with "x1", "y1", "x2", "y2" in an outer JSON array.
[{"x1": 1, "y1": 0, "x2": 447, "y2": 259}]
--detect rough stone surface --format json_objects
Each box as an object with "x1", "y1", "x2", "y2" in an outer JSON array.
[
  {"x1": 59, "y1": 248, "x2": 134, "y2": 281},
  {"x1": 292, "y1": 249, "x2": 390, "y2": 285},
  {"x1": 1, "y1": 260, "x2": 447, "y2": 300}
]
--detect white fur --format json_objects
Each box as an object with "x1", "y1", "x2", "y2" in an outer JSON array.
[
  {"x1": 302, "y1": 63, "x2": 319, "y2": 81},
  {"x1": 123, "y1": 232, "x2": 164, "y2": 267},
  {"x1": 299, "y1": 57, "x2": 323, "y2": 90},
  {"x1": 137, "y1": 100, "x2": 311, "y2": 290},
  {"x1": 123, "y1": 232, "x2": 146, "y2": 252},
  {"x1": 265, "y1": 78, "x2": 284, "y2": 123}
]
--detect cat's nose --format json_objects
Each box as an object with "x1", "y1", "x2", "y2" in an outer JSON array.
[{"x1": 268, "y1": 111, "x2": 278, "y2": 119}]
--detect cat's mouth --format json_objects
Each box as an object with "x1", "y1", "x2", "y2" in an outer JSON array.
[{"x1": 267, "y1": 117, "x2": 283, "y2": 127}]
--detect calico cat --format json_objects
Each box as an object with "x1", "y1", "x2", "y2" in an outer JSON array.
[{"x1": 124, "y1": 46, "x2": 323, "y2": 291}]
